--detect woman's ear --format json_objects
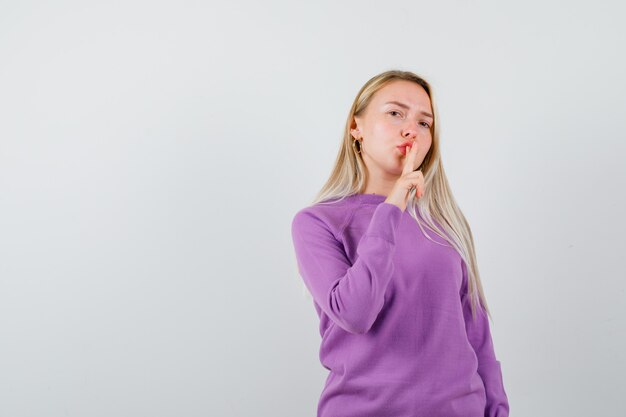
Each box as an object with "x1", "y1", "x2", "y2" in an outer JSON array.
[{"x1": 350, "y1": 117, "x2": 362, "y2": 140}]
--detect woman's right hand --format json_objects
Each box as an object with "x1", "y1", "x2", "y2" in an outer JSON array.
[{"x1": 384, "y1": 141, "x2": 425, "y2": 212}]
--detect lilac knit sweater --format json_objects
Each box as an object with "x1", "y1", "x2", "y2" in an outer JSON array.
[{"x1": 291, "y1": 193, "x2": 509, "y2": 417}]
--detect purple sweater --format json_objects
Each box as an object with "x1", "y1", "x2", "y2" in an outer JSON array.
[{"x1": 291, "y1": 193, "x2": 509, "y2": 417}]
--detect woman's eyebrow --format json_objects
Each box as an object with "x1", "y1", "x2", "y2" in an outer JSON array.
[{"x1": 383, "y1": 100, "x2": 433, "y2": 119}]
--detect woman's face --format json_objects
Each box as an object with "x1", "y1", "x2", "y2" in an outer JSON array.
[{"x1": 351, "y1": 79, "x2": 433, "y2": 177}]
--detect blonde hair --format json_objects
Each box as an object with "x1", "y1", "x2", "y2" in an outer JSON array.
[{"x1": 301, "y1": 69, "x2": 493, "y2": 323}]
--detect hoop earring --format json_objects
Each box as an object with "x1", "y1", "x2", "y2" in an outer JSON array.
[{"x1": 352, "y1": 139, "x2": 362, "y2": 154}]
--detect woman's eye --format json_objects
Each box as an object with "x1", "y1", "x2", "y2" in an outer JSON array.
[{"x1": 389, "y1": 111, "x2": 430, "y2": 128}]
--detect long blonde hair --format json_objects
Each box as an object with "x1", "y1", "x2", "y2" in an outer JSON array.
[{"x1": 302, "y1": 69, "x2": 493, "y2": 323}]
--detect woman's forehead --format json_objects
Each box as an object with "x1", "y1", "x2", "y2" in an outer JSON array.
[{"x1": 373, "y1": 82, "x2": 432, "y2": 112}]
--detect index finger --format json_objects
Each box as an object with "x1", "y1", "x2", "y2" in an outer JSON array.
[{"x1": 401, "y1": 143, "x2": 418, "y2": 176}]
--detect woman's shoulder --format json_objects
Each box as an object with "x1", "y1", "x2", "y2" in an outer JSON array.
[{"x1": 291, "y1": 196, "x2": 357, "y2": 238}]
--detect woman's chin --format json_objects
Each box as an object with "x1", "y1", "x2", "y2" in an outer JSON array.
[{"x1": 386, "y1": 163, "x2": 404, "y2": 176}]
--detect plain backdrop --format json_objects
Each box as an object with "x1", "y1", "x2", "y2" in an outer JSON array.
[{"x1": 1, "y1": 1, "x2": 625, "y2": 416}]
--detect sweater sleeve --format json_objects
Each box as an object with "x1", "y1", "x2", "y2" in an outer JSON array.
[
  {"x1": 460, "y1": 261, "x2": 510, "y2": 417},
  {"x1": 291, "y1": 202, "x2": 403, "y2": 334}
]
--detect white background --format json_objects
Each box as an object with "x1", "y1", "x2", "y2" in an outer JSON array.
[{"x1": 1, "y1": 1, "x2": 624, "y2": 416}]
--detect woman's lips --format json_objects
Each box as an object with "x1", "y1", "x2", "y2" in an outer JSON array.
[{"x1": 397, "y1": 144, "x2": 412, "y2": 155}]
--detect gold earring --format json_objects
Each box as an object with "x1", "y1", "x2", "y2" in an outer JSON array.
[{"x1": 352, "y1": 139, "x2": 362, "y2": 154}]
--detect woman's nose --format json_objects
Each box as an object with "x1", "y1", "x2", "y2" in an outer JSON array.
[{"x1": 402, "y1": 126, "x2": 417, "y2": 138}]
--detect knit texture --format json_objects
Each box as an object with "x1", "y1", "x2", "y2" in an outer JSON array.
[{"x1": 291, "y1": 193, "x2": 509, "y2": 417}]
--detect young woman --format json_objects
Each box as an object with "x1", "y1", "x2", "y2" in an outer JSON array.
[{"x1": 291, "y1": 70, "x2": 510, "y2": 417}]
